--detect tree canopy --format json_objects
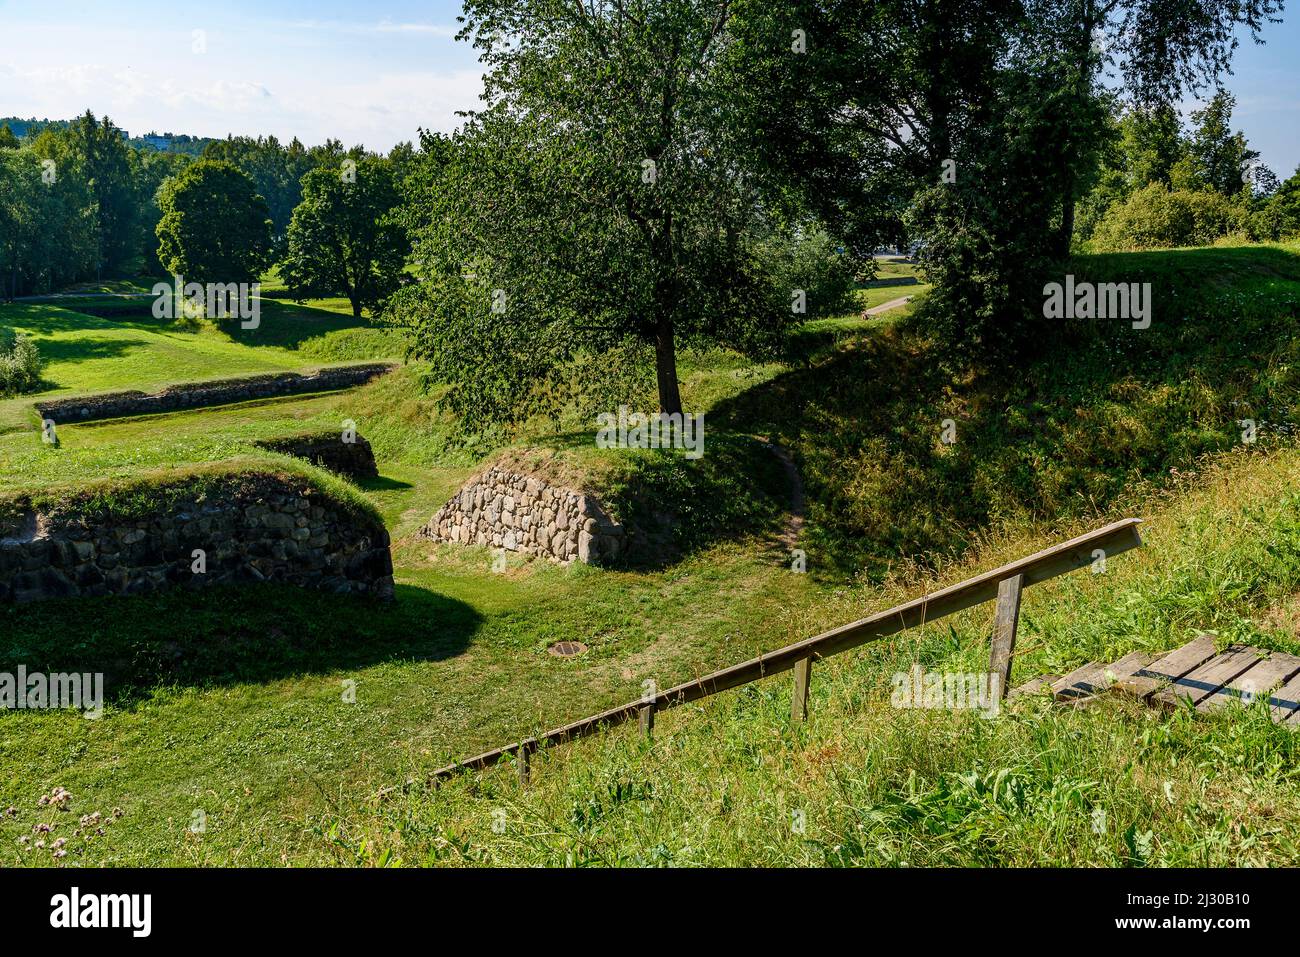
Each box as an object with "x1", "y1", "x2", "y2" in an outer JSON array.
[
  {"x1": 389, "y1": 0, "x2": 851, "y2": 424},
  {"x1": 280, "y1": 157, "x2": 408, "y2": 318},
  {"x1": 155, "y1": 160, "x2": 273, "y2": 289}
]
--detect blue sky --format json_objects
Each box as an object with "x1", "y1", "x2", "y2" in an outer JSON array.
[
  {"x1": 0, "y1": 0, "x2": 481, "y2": 150},
  {"x1": 1, "y1": 0, "x2": 1298, "y2": 176},
  {"x1": 1213, "y1": 8, "x2": 1300, "y2": 178}
]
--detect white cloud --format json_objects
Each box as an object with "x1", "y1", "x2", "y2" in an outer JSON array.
[
  {"x1": 282, "y1": 18, "x2": 459, "y2": 38},
  {"x1": 0, "y1": 26, "x2": 481, "y2": 149}
]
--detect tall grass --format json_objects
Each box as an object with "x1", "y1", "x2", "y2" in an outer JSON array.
[{"x1": 330, "y1": 447, "x2": 1300, "y2": 866}]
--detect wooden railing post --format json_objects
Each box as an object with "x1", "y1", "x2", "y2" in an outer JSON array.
[
  {"x1": 791, "y1": 656, "x2": 813, "y2": 723},
  {"x1": 639, "y1": 701, "x2": 656, "y2": 738},
  {"x1": 988, "y1": 573, "x2": 1025, "y2": 699},
  {"x1": 517, "y1": 737, "x2": 537, "y2": 785}
]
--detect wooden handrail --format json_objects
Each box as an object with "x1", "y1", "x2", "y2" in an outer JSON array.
[{"x1": 417, "y1": 518, "x2": 1143, "y2": 786}]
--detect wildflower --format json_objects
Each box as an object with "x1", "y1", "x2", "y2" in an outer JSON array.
[{"x1": 40, "y1": 787, "x2": 72, "y2": 810}]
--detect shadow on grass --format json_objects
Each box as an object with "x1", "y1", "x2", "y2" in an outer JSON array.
[
  {"x1": 215, "y1": 300, "x2": 382, "y2": 351},
  {"x1": 5, "y1": 298, "x2": 383, "y2": 355},
  {"x1": 358, "y1": 475, "x2": 415, "y2": 492},
  {"x1": 706, "y1": 244, "x2": 1300, "y2": 578},
  {"x1": 33, "y1": 336, "x2": 144, "y2": 373},
  {"x1": 0, "y1": 582, "x2": 482, "y2": 706},
  {"x1": 862, "y1": 276, "x2": 921, "y2": 288}
]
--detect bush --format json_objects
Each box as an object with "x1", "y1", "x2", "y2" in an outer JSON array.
[
  {"x1": 904, "y1": 182, "x2": 1057, "y2": 365},
  {"x1": 1247, "y1": 205, "x2": 1282, "y2": 243},
  {"x1": 1091, "y1": 184, "x2": 1248, "y2": 251},
  {"x1": 0, "y1": 329, "x2": 43, "y2": 395},
  {"x1": 758, "y1": 224, "x2": 858, "y2": 322}
]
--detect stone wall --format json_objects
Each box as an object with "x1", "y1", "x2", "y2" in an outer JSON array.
[
  {"x1": 420, "y1": 465, "x2": 626, "y2": 565},
  {"x1": 35, "y1": 363, "x2": 396, "y2": 425},
  {"x1": 254, "y1": 432, "x2": 379, "y2": 480},
  {"x1": 0, "y1": 471, "x2": 394, "y2": 604}
]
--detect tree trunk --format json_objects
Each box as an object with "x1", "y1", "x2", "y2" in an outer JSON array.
[
  {"x1": 351, "y1": 297, "x2": 362, "y2": 319},
  {"x1": 1058, "y1": 170, "x2": 1076, "y2": 257},
  {"x1": 654, "y1": 315, "x2": 683, "y2": 415},
  {"x1": 1059, "y1": 1, "x2": 1097, "y2": 257}
]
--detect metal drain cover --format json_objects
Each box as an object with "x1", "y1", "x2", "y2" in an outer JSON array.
[{"x1": 548, "y1": 641, "x2": 588, "y2": 658}]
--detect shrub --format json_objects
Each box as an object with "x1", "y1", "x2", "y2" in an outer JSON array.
[
  {"x1": 1090, "y1": 184, "x2": 1248, "y2": 251},
  {"x1": 0, "y1": 328, "x2": 43, "y2": 395},
  {"x1": 758, "y1": 224, "x2": 858, "y2": 322}
]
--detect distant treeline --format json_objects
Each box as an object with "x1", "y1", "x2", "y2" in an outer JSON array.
[
  {"x1": 0, "y1": 117, "x2": 217, "y2": 155},
  {"x1": 1077, "y1": 92, "x2": 1300, "y2": 251},
  {"x1": 0, "y1": 110, "x2": 415, "y2": 300}
]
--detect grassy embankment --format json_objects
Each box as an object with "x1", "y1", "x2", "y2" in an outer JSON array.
[{"x1": 4, "y1": 249, "x2": 1300, "y2": 865}]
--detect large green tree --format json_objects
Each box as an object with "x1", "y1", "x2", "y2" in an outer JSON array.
[
  {"x1": 727, "y1": 0, "x2": 1280, "y2": 355},
  {"x1": 0, "y1": 148, "x2": 97, "y2": 299},
  {"x1": 155, "y1": 160, "x2": 272, "y2": 292},
  {"x1": 201, "y1": 135, "x2": 321, "y2": 250},
  {"x1": 1187, "y1": 90, "x2": 1259, "y2": 198},
  {"x1": 391, "y1": 0, "x2": 822, "y2": 423},
  {"x1": 727, "y1": 0, "x2": 1025, "y2": 259},
  {"x1": 130, "y1": 148, "x2": 192, "y2": 273},
  {"x1": 1265, "y1": 165, "x2": 1300, "y2": 235},
  {"x1": 30, "y1": 111, "x2": 137, "y2": 274},
  {"x1": 280, "y1": 157, "x2": 407, "y2": 318},
  {"x1": 1021, "y1": 0, "x2": 1281, "y2": 250}
]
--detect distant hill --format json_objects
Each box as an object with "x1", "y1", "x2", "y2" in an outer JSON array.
[
  {"x1": 0, "y1": 117, "x2": 217, "y2": 155},
  {"x1": 0, "y1": 116, "x2": 68, "y2": 139},
  {"x1": 125, "y1": 131, "x2": 218, "y2": 155}
]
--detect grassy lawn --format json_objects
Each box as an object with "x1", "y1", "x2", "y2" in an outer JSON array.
[
  {"x1": 3, "y1": 246, "x2": 1300, "y2": 866},
  {"x1": 0, "y1": 516, "x2": 826, "y2": 865},
  {"x1": 337, "y1": 447, "x2": 1300, "y2": 866},
  {"x1": 0, "y1": 271, "x2": 902, "y2": 865},
  {"x1": 0, "y1": 294, "x2": 403, "y2": 433}
]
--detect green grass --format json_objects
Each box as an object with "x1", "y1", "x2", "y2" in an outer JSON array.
[
  {"x1": 0, "y1": 273, "x2": 904, "y2": 866},
  {"x1": 0, "y1": 295, "x2": 402, "y2": 433},
  {"x1": 709, "y1": 241, "x2": 1300, "y2": 577},
  {"x1": 0, "y1": 456, "x2": 383, "y2": 529},
  {"x1": 2, "y1": 244, "x2": 1300, "y2": 866},
  {"x1": 0, "y1": 533, "x2": 826, "y2": 865},
  {"x1": 324, "y1": 447, "x2": 1300, "y2": 866}
]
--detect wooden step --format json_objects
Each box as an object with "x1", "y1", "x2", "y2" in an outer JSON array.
[
  {"x1": 1270, "y1": 672, "x2": 1300, "y2": 722},
  {"x1": 1117, "y1": 634, "x2": 1219, "y2": 699},
  {"x1": 1008, "y1": 674, "x2": 1058, "y2": 699},
  {"x1": 1198, "y1": 651, "x2": 1300, "y2": 713},
  {"x1": 1099, "y1": 650, "x2": 1158, "y2": 689},
  {"x1": 1049, "y1": 651, "x2": 1156, "y2": 702},
  {"x1": 1018, "y1": 638, "x2": 1300, "y2": 728},
  {"x1": 1051, "y1": 662, "x2": 1108, "y2": 700},
  {"x1": 1152, "y1": 644, "x2": 1261, "y2": 710}
]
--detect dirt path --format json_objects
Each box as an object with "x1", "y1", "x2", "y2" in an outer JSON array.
[
  {"x1": 754, "y1": 436, "x2": 804, "y2": 553},
  {"x1": 864, "y1": 294, "x2": 914, "y2": 316}
]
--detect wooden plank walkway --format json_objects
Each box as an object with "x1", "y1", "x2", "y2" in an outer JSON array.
[{"x1": 1010, "y1": 635, "x2": 1300, "y2": 723}]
